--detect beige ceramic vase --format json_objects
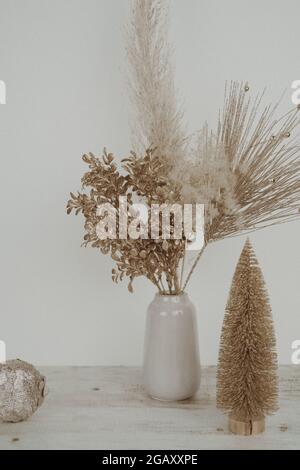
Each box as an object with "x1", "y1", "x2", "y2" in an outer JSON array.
[{"x1": 143, "y1": 292, "x2": 200, "y2": 401}]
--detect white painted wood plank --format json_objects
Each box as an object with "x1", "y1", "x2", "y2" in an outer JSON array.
[{"x1": 0, "y1": 366, "x2": 299, "y2": 450}]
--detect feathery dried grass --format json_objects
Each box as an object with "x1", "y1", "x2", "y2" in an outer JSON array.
[{"x1": 127, "y1": 0, "x2": 186, "y2": 160}]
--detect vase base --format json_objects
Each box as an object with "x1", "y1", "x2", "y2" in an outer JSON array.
[{"x1": 148, "y1": 392, "x2": 196, "y2": 402}]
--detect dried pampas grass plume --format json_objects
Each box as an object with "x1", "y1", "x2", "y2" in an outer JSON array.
[{"x1": 127, "y1": 0, "x2": 186, "y2": 161}]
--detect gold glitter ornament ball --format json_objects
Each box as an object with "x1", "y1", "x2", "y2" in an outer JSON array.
[{"x1": 0, "y1": 359, "x2": 46, "y2": 422}]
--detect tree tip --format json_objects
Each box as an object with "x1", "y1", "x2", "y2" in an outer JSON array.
[
  {"x1": 245, "y1": 236, "x2": 251, "y2": 245},
  {"x1": 243, "y1": 237, "x2": 254, "y2": 253}
]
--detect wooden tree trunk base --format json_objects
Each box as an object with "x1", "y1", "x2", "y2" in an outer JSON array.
[{"x1": 229, "y1": 414, "x2": 265, "y2": 436}]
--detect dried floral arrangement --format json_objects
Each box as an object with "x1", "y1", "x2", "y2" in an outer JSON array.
[{"x1": 67, "y1": 0, "x2": 300, "y2": 295}]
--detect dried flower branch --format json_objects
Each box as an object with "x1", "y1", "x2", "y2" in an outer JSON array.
[
  {"x1": 67, "y1": 149, "x2": 186, "y2": 295},
  {"x1": 183, "y1": 83, "x2": 300, "y2": 288}
]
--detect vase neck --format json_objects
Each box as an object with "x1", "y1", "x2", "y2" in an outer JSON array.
[{"x1": 154, "y1": 292, "x2": 189, "y2": 303}]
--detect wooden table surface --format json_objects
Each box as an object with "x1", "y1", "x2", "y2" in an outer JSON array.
[{"x1": 0, "y1": 366, "x2": 299, "y2": 450}]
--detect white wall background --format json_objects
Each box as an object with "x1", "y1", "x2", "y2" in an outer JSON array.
[{"x1": 0, "y1": 0, "x2": 299, "y2": 365}]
